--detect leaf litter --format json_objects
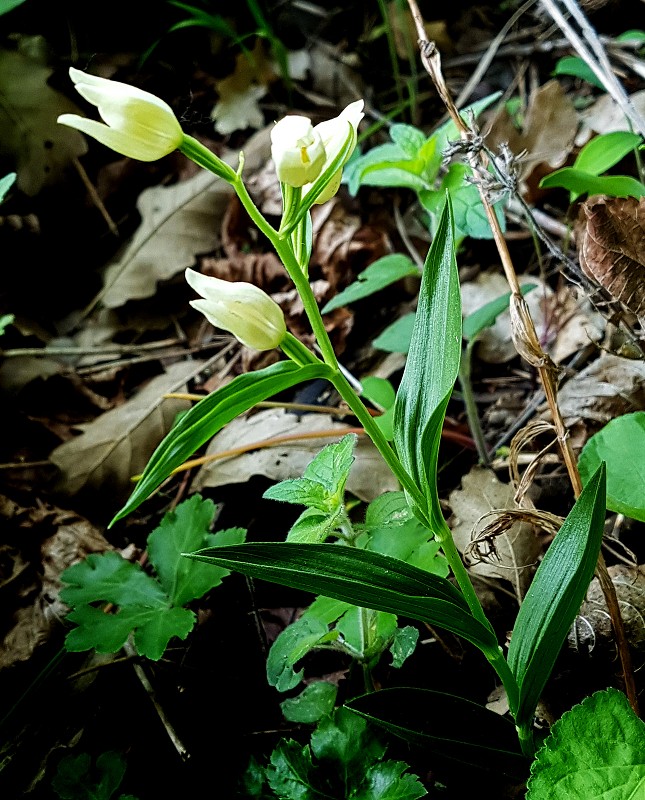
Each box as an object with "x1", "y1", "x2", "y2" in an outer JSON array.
[{"x1": 2, "y1": 4, "x2": 645, "y2": 797}]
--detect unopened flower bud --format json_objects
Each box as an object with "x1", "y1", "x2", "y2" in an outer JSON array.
[
  {"x1": 270, "y1": 116, "x2": 326, "y2": 187},
  {"x1": 58, "y1": 68, "x2": 183, "y2": 161},
  {"x1": 185, "y1": 269, "x2": 286, "y2": 351},
  {"x1": 307, "y1": 100, "x2": 364, "y2": 204}
]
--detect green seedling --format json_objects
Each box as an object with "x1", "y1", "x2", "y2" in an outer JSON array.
[
  {"x1": 264, "y1": 435, "x2": 446, "y2": 692},
  {"x1": 540, "y1": 130, "x2": 645, "y2": 199},
  {"x1": 344, "y1": 93, "x2": 506, "y2": 241}
]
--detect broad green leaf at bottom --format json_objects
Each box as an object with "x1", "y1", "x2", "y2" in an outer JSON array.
[{"x1": 527, "y1": 688, "x2": 645, "y2": 799}]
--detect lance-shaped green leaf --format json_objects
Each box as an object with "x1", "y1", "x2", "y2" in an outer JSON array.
[
  {"x1": 112, "y1": 360, "x2": 332, "y2": 523},
  {"x1": 508, "y1": 464, "x2": 606, "y2": 728},
  {"x1": 185, "y1": 542, "x2": 498, "y2": 652},
  {"x1": 347, "y1": 688, "x2": 526, "y2": 779},
  {"x1": 394, "y1": 196, "x2": 461, "y2": 527}
]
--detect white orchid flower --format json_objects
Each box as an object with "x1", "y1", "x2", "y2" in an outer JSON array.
[
  {"x1": 58, "y1": 68, "x2": 183, "y2": 161},
  {"x1": 185, "y1": 269, "x2": 286, "y2": 351},
  {"x1": 271, "y1": 100, "x2": 364, "y2": 201}
]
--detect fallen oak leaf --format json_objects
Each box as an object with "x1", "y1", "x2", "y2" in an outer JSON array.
[
  {"x1": 578, "y1": 195, "x2": 645, "y2": 323},
  {"x1": 50, "y1": 360, "x2": 204, "y2": 497}
]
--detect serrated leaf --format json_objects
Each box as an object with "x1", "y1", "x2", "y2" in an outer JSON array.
[
  {"x1": 287, "y1": 507, "x2": 340, "y2": 544},
  {"x1": 527, "y1": 689, "x2": 645, "y2": 799},
  {"x1": 321, "y1": 255, "x2": 419, "y2": 313},
  {"x1": 267, "y1": 616, "x2": 332, "y2": 692},
  {"x1": 311, "y1": 707, "x2": 386, "y2": 774},
  {"x1": 280, "y1": 682, "x2": 338, "y2": 724},
  {"x1": 354, "y1": 760, "x2": 427, "y2": 800},
  {"x1": 267, "y1": 740, "x2": 319, "y2": 800},
  {"x1": 64, "y1": 603, "x2": 195, "y2": 660},
  {"x1": 389, "y1": 124, "x2": 428, "y2": 157},
  {"x1": 394, "y1": 197, "x2": 460, "y2": 528},
  {"x1": 60, "y1": 552, "x2": 166, "y2": 609},
  {"x1": 112, "y1": 360, "x2": 333, "y2": 523},
  {"x1": 363, "y1": 517, "x2": 448, "y2": 577},
  {"x1": 365, "y1": 492, "x2": 412, "y2": 529},
  {"x1": 578, "y1": 411, "x2": 645, "y2": 522},
  {"x1": 303, "y1": 595, "x2": 353, "y2": 625},
  {"x1": 372, "y1": 313, "x2": 416, "y2": 354},
  {"x1": 302, "y1": 434, "x2": 357, "y2": 496},
  {"x1": 347, "y1": 688, "x2": 526, "y2": 779},
  {"x1": 132, "y1": 605, "x2": 195, "y2": 660},
  {"x1": 51, "y1": 751, "x2": 127, "y2": 800},
  {"x1": 389, "y1": 626, "x2": 419, "y2": 668},
  {"x1": 185, "y1": 543, "x2": 498, "y2": 652},
  {"x1": 148, "y1": 494, "x2": 245, "y2": 605},
  {"x1": 263, "y1": 478, "x2": 331, "y2": 511},
  {"x1": 508, "y1": 464, "x2": 606, "y2": 728}
]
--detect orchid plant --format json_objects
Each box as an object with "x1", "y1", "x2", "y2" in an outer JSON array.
[{"x1": 59, "y1": 69, "x2": 608, "y2": 768}]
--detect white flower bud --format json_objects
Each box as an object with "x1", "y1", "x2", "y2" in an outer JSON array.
[
  {"x1": 307, "y1": 100, "x2": 364, "y2": 204},
  {"x1": 58, "y1": 68, "x2": 183, "y2": 161},
  {"x1": 270, "y1": 115, "x2": 326, "y2": 187},
  {"x1": 185, "y1": 269, "x2": 286, "y2": 351}
]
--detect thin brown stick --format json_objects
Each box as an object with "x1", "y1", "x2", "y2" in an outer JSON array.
[{"x1": 405, "y1": 0, "x2": 638, "y2": 716}]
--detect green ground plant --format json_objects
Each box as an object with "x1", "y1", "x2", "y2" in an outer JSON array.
[{"x1": 53, "y1": 65, "x2": 643, "y2": 794}]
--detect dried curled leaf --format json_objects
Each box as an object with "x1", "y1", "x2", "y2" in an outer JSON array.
[{"x1": 578, "y1": 196, "x2": 645, "y2": 322}]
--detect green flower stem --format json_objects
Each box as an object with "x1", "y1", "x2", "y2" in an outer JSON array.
[
  {"x1": 517, "y1": 721, "x2": 535, "y2": 759},
  {"x1": 330, "y1": 370, "x2": 427, "y2": 513},
  {"x1": 179, "y1": 135, "x2": 238, "y2": 183}
]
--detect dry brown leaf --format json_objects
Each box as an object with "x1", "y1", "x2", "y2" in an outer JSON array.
[
  {"x1": 0, "y1": 501, "x2": 110, "y2": 669},
  {"x1": 486, "y1": 80, "x2": 578, "y2": 198},
  {"x1": 578, "y1": 196, "x2": 645, "y2": 322},
  {"x1": 101, "y1": 128, "x2": 271, "y2": 308},
  {"x1": 191, "y1": 408, "x2": 399, "y2": 502},
  {"x1": 0, "y1": 46, "x2": 87, "y2": 195},
  {"x1": 211, "y1": 42, "x2": 272, "y2": 135},
  {"x1": 577, "y1": 89, "x2": 645, "y2": 144},
  {"x1": 449, "y1": 466, "x2": 542, "y2": 599},
  {"x1": 553, "y1": 352, "x2": 645, "y2": 430},
  {"x1": 49, "y1": 360, "x2": 202, "y2": 496}
]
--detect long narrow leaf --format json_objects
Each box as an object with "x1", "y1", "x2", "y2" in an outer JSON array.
[
  {"x1": 394, "y1": 196, "x2": 461, "y2": 526},
  {"x1": 186, "y1": 542, "x2": 498, "y2": 651},
  {"x1": 508, "y1": 464, "x2": 606, "y2": 727},
  {"x1": 112, "y1": 361, "x2": 333, "y2": 523},
  {"x1": 347, "y1": 688, "x2": 526, "y2": 778}
]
